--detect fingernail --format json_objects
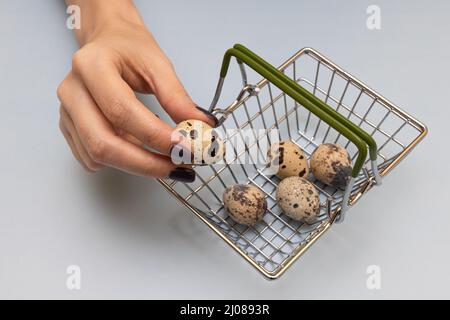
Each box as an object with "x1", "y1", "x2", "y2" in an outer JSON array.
[
  {"x1": 169, "y1": 167, "x2": 196, "y2": 183},
  {"x1": 196, "y1": 106, "x2": 219, "y2": 127},
  {"x1": 169, "y1": 144, "x2": 194, "y2": 164}
]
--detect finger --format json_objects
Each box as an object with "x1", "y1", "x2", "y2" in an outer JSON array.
[
  {"x1": 59, "y1": 115, "x2": 93, "y2": 172},
  {"x1": 60, "y1": 106, "x2": 105, "y2": 172},
  {"x1": 72, "y1": 56, "x2": 175, "y2": 155},
  {"x1": 59, "y1": 73, "x2": 195, "y2": 181},
  {"x1": 114, "y1": 127, "x2": 145, "y2": 147},
  {"x1": 100, "y1": 135, "x2": 195, "y2": 179},
  {"x1": 146, "y1": 60, "x2": 219, "y2": 126}
]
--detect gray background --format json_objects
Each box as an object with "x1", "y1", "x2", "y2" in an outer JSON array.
[{"x1": 0, "y1": 0, "x2": 448, "y2": 299}]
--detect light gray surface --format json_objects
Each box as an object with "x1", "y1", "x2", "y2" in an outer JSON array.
[{"x1": 0, "y1": 0, "x2": 449, "y2": 299}]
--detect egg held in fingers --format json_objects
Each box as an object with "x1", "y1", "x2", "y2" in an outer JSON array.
[{"x1": 174, "y1": 119, "x2": 224, "y2": 165}]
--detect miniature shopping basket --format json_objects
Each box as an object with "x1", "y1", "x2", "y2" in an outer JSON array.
[{"x1": 157, "y1": 44, "x2": 427, "y2": 279}]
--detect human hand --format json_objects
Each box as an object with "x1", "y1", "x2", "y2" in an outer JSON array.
[{"x1": 57, "y1": 0, "x2": 217, "y2": 182}]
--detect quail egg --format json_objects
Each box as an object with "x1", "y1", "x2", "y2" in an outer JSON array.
[
  {"x1": 223, "y1": 184, "x2": 267, "y2": 226},
  {"x1": 174, "y1": 119, "x2": 224, "y2": 165},
  {"x1": 276, "y1": 177, "x2": 321, "y2": 222},
  {"x1": 267, "y1": 140, "x2": 309, "y2": 179},
  {"x1": 310, "y1": 143, "x2": 352, "y2": 189}
]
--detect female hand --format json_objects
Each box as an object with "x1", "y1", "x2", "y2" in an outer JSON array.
[{"x1": 57, "y1": 0, "x2": 217, "y2": 182}]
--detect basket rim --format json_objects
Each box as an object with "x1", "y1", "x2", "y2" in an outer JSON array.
[{"x1": 157, "y1": 47, "x2": 428, "y2": 280}]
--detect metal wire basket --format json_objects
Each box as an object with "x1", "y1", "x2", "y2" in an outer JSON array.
[{"x1": 158, "y1": 44, "x2": 427, "y2": 279}]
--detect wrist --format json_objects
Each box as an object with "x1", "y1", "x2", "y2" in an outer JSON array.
[{"x1": 67, "y1": 0, "x2": 144, "y2": 46}]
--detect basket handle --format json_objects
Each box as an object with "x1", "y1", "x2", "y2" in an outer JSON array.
[
  {"x1": 232, "y1": 44, "x2": 379, "y2": 164},
  {"x1": 218, "y1": 47, "x2": 367, "y2": 179}
]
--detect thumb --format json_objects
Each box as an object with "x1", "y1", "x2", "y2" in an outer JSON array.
[{"x1": 151, "y1": 63, "x2": 218, "y2": 127}]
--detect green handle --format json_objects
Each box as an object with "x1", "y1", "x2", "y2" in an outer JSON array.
[
  {"x1": 232, "y1": 44, "x2": 378, "y2": 161},
  {"x1": 220, "y1": 48, "x2": 367, "y2": 178}
]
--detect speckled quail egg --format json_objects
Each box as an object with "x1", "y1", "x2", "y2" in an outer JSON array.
[
  {"x1": 310, "y1": 143, "x2": 352, "y2": 189},
  {"x1": 276, "y1": 177, "x2": 321, "y2": 223},
  {"x1": 174, "y1": 119, "x2": 224, "y2": 165},
  {"x1": 267, "y1": 140, "x2": 309, "y2": 179},
  {"x1": 223, "y1": 184, "x2": 267, "y2": 226}
]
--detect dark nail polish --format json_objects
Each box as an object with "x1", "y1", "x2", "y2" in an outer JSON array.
[
  {"x1": 169, "y1": 144, "x2": 194, "y2": 164},
  {"x1": 196, "y1": 106, "x2": 219, "y2": 127},
  {"x1": 169, "y1": 167, "x2": 196, "y2": 183}
]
